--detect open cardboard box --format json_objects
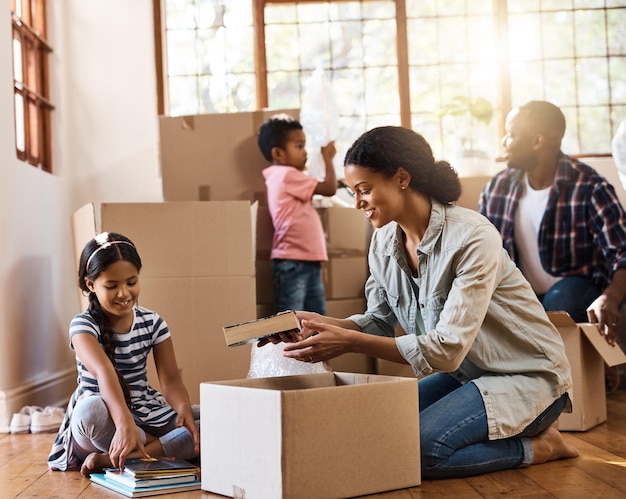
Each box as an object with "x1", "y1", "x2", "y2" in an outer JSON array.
[
  {"x1": 549, "y1": 311, "x2": 626, "y2": 431},
  {"x1": 71, "y1": 201, "x2": 259, "y2": 403},
  {"x1": 200, "y1": 372, "x2": 420, "y2": 499}
]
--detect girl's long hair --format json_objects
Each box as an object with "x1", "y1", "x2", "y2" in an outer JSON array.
[{"x1": 78, "y1": 232, "x2": 142, "y2": 408}]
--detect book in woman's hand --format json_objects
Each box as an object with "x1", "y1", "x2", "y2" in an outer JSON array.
[{"x1": 223, "y1": 310, "x2": 301, "y2": 346}]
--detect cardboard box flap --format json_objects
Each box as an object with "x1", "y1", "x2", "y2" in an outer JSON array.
[
  {"x1": 548, "y1": 311, "x2": 626, "y2": 367},
  {"x1": 578, "y1": 323, "x2": 626, "y2": 367},
  {"x1": 547, "y1": 311, "x2": 578, "y2": 328},
  {"x1": 71, "y1": 203, "x2": 97, "y2": 270}
]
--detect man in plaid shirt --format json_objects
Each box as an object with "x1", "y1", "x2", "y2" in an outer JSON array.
[{"x1": 479, "y1": 100, "x2": 626, "y2": 351}]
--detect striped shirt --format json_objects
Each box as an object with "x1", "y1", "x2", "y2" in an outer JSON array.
[
  {"x1": 48, "y1": 306, "x2": 175, "y2": 470},
  {"x1": 478, "y1": 154, "x2": 626, "y2": 290}
]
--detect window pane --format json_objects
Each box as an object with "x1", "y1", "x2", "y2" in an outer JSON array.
[
  {"x1": 265, "y1": 24, "x2": 299, "y2": 72},
  {"x1": 544, "y1": 60, "x2": 577, "y2": 104},
  {"x1": 576, "y1": 57, "x2": 609, "y2": 105},
  {"x1": 407, "y1": 18, "x2": 438, "y2": 65},
  {"x1": 15, "y1": 92, "x2": 25, "y2": 152},
  {"x1": 507, "y1": 0, "x2": 541, "y2": 13},
  {"x1": 167, "y1": 29, "x2": 201, "y2": 76},
  {"x1": 510, "y1": 61, "x2": 543, "y2": 103},
  {"x1": 609, "y1": 58, "x2": 626, "y2": 102},
  {"x1": 508, "y1": 13, "x2": 542, "y2": 61},
  {"x1": 329, "y1": 20, "x2": 364, "y2": 68},
  {"x1": 574, "y1": 9, "x2": 606, "y2": 57},
  {"x1": 26, "y1": 37, "x2": 39, "y2": 90},
  {"x1": 299, "y1": 22, "x2": 331, "y2": 71},
  {"x1": 607, "y1": 8, "x2": 626, "y2": 55},
  {"x1": 13, "y1": 35, "x2": 23, "y2": 83},
  {"x1": 165, "y1": 0, "x2": 254, "y2": 114},
  {"x1": 542, "y1": 11, "x2": 574, "y2": 59},
  {"x1": 577, "y1": 106, "x2": 610, "y2": 153},
  {"x1": 168, "y1": 75, "x2": 200, "y2": 115},
  {"x1": 268, "y1": 70, "x2": 302, "y2": 109},
  {"x1": 28, "y1": 98, "x2": 39, "y2": 164}
]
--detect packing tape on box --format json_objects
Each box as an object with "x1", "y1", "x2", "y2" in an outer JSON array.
[{"x1": 181, "y1": 115, "x2": 194, "y2": 130}]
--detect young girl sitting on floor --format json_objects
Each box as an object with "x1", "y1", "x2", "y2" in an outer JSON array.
[{"x1": 48, "y1": 232, "x2": 199, "y2": 475}]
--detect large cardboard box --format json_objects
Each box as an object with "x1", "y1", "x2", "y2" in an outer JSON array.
[
  {"x1": 456, "y1": 175, "x2": 493, "y2": 211},
  {"x1": 200, "y1": 372, "x2": 420, "y2": 498},
  {"x1": 323, "y1": 250, "x2": 368, "y2": 299},
  {"x1": 324, "y1": 298, "x2": 375, "y2": 374},
  {"x1": 71, "y1": 201, "x2": 258, "y2": 403},
  {"x1": 317, "y1": 206, "x2": 370, "y2": 252},
  {"x1": 549, "y1": 311, "x2": 626, "y2": 431},
  {"x1": 159, "y1": 109, "x2": 299, "y2": 202},
  {"x1": 256, "y1": 206, "x2": 370, "y2": 303}
]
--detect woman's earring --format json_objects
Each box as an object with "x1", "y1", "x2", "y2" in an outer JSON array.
[{"x1": 401, "y1": 185, "x2": 406, "y2": 190}]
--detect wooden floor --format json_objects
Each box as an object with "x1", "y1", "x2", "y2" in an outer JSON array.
[{"x1": 3, "y1": 389, "x2": 626, "y2": 498}]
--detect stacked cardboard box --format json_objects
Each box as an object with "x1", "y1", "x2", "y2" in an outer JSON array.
[
  {"x1": 159, "y1": 109, "x2": 300, "y2": 203},
  {"x1": 71, "y1": 202, "x2": 257, "y2": 404}
]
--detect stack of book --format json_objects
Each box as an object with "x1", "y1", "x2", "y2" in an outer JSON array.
[{"x1": 89, "y1": 456, "x2": 201, "y2": 497}]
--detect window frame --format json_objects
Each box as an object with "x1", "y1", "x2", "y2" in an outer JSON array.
[
  {"x1": 154, "y1": 0, "x2": 623, "y2": 158},
  {"x1": 11, "y1": 0, "x2": 54, "y2": 173}
]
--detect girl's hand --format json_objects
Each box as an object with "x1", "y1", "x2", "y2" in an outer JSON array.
[
  {"x1": 176, "y1": 407, "x2": 200, "y2": 455},
  {"x1": 282, "y1": 319, "x2": 352, "y2": 363},
  {"x1": 108, "y1": 424, "x2": 150, "y2": 470}
]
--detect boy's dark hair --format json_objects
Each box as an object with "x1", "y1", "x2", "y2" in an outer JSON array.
[
  {"x1": 78, "y1": 232, "x2": 142, "y2": 408},
  {"x1": 257, "y1": 114, "x2": 303, "y2": 162}
]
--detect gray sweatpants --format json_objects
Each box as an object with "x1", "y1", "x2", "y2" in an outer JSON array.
[{"x1": 69, "y1": 396, "x2": 200, "y2": 463}]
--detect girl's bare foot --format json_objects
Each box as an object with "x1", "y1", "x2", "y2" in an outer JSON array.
[
  {"x1": 81, "y1": 452, "x2": 113, "y2": 476},
  {"x1": 531, "y1": 426, "x2": 579, "y2": 464}
]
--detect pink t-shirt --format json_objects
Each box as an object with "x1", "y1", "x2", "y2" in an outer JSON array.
[{"x1": 262, "y1": 165, "x2": 328, "y2": 261}]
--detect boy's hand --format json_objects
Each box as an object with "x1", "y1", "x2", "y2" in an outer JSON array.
[{"x1": 321, "y1": 141, "x2": 336, "y2": 161}]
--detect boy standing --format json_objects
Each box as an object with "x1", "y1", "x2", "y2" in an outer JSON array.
[{"x1": 258, "y1": 114, "x2": 337, "y2": 315}]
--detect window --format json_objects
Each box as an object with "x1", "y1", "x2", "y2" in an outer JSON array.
[
  {"x1": 11, "y1": 0, "x2": 53, "y2": 173},
  {"x1": 156, "y1": 0, "x2": 626, "y2": 161}
]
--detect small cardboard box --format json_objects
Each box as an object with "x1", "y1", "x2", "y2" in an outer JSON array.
[
  {"x1": 549, "y1": 311, "x2": 626, "y2": 431},
  {"x1": 71, "y1": 201, "x2": 258, "y2": 403},
  {"x1": 200, "y1": 372, "x2": 420, "y2": 499}
]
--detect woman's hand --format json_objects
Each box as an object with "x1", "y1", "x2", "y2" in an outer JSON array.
[
  {"x1": 282, "y1": 319, "x2": 353, "y2": 363},
  {"x1": 257, "y1": 311, "x2": 324, "y2": 347},
  {"x1": 108, "y1": 423, "x2": 150, "y2": 470}
]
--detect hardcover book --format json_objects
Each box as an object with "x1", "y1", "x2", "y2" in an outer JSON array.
[
  {"x1": 223, "y1": 310, "x2": 301, "y2": 346},
  {"x1": 104, "y1": 469, "x2": 200, "y2": 489},
  {"x1": 121, "y1": 457, "x2": 200, "y2": 478},
  {"x1": 90, "y1": 473, "x2": 201, "y2": 497}
]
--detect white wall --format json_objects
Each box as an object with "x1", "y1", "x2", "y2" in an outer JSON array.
[{"x1": 0, "y1": 0, "x2": 163, "y2": 430}]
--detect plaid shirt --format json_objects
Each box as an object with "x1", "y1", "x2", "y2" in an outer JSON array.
[{"x1": 478, "y1": 153, "x2": 626, "y2": 290}]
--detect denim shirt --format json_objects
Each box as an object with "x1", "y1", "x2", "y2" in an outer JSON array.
[{"x1": 349, "y1": 200, "x2": 572, "y2": 439}]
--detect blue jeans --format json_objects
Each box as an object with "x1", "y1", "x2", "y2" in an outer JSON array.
[
  {"x1": 419, "y1": 373, "x2": 569, "y2": 479},
  {"x1": 540, "y1": 276, "x2": 601, "y2": 323},
  {"x1": 271, "y1": 259, "x2": 326, "y2": 314}
]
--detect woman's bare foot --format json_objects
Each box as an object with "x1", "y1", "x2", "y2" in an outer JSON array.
[
  {"x1": 531, "y1": 426, "x2": 579, "y2": 464},
  {"x1": 80, "y1": 452, "x2": 113, "y2": 476}
]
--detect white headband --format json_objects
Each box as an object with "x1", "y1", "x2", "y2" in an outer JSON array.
[{"x1": 85, "y1": 236, "x2": 135, "y2": 273}]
